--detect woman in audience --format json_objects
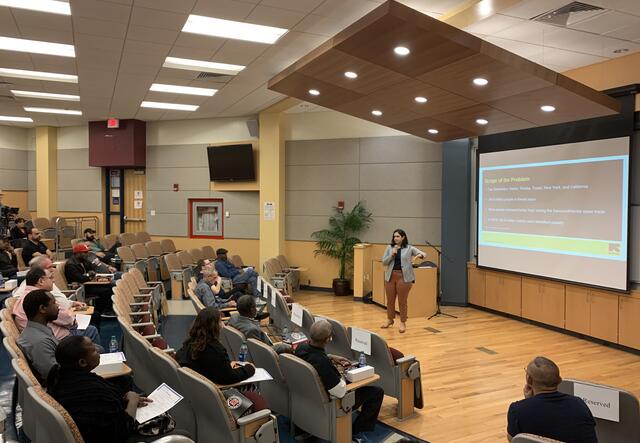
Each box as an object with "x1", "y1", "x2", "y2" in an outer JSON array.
[
  {"x1": 9, "y1": 217, "x2": 27, "y2": 247},
  {"x1": 381, "y1": 229, "x2": 425, "y2": 333},
  {"x1": 177, "y1": 307, "x2": 254, "y2": 384},
  {"x1": 47, "y1": 335, "x2": 152, "y2": 443}
]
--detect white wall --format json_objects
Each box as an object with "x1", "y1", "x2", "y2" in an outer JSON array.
[{"x1": 146, "y1": 117, "x2": 256, "y2": 146}]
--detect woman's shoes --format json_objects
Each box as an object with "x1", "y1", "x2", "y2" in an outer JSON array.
[
  {"x1": 399, "y1": 322, "x2": 406, "y2": 333},
  {"x1": 381, "y1": 320, "x2": 394, "y2": 329}
]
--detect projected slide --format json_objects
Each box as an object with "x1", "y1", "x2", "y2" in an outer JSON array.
[{"x1": 478, "y1": 137, "x2": 629, "y2": 290}]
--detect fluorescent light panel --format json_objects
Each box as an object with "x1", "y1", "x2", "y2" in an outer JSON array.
[
  {"x1": 150, "y1": 83, "x2": 217, "y2": 97},
  {"x1": 24, "y1": 106, "x2": 81, "y2": 115},
  {"x1": 11, "y1": 90, "x2": 79, "y2": 101},
  {"x1": 0, "y1": 36, "x2": 75, "y2": 57},
  {"x1": 0, "y1": 0, "x2": 70, "y2": 15},
  {"x1": 0, "y1": 115, "x2": 33, "y2": 122},
  {"x1": 140, "y1": 101, "x2": 199, "y2": 111},
  {"x1": 163, "y1": 57, "x2": 245, "y2": 75},
  {"x1": 182, "y1": 14, "x2": 288, "y2": 44},
  {"x1": 0, "y1": 68, "x2": 77, "y2": 83}
]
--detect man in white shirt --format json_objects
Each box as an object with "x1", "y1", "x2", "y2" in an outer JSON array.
[
  {"x1": 14, "y1": 255, "x2": 81, "y2": 310},
  {"x1": 294, "y1": 320, "x2": 384, "y2": 441}
]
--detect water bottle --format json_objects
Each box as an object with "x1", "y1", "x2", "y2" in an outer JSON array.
[
  {"x1": 238, "y1": 341, "x2": 248, "y2": 363},
  {"x1": 358, "y1": 352, "x2": 367, "y2": 368},
  {"x1": 282, "y1": 326, "x2": 290, "y2": 341},
  {"x1": 109, "y1": 336, "x2": 119, "y2": 353}
]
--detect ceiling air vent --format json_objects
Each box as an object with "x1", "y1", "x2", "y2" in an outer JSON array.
[
  {"x1": 531, "y1": 2, "x2": 605, "y2": 27},
  {"x1": 197, "y1": 72, "x2": 230, "y2": 80}
]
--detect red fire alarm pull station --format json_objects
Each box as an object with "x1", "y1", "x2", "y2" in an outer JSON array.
[
  {"x1": 107, "y1": 118, "x2": 119, "y2": 129},
  {"x1": 173, "y1": 184, "x2": 179, "y2": 192},
  {"x1": 337, "y1": 200, "x2": 345, "y2": 209}
]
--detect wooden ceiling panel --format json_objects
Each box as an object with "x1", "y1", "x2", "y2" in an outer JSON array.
[{"x1": 268, "y1": 0, "x2": 620, "y2": 142}]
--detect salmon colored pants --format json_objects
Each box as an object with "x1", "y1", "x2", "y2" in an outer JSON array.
[{"x1": 385, "y1": 270, "x2": 413, "y2": 322}]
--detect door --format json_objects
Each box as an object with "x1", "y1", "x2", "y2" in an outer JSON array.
[{"x1": 123, "y1": 169, "x2": 146, "y2": 233}]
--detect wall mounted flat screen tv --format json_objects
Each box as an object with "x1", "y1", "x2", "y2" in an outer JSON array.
[{"x1": 207, "y1": 144, "x2": 255, "y2": 181}]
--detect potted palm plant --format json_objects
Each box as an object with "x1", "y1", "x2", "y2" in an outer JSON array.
[{"x1": 311, "y1": 201, "x2": 373, "y2": 296}]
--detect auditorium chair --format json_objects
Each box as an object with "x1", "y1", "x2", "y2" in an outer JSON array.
[
  {"x1": 201, "y1": 245, "x2": 216, "y2": 260},
  {"x1": 280, "y1": 353, "x2": 356, "y2": 442},
  {"x1": 116, "y1": 245, "x2": 144, "y2": 273},
  {"x1": 15, "y1": 247, "x2": 27, "y2": 271},
  {"x1": 221, "y1": 325, "x2": 250, "y2": 361},
  {"x1": 118, "y1": 232, "x2": 136, "y2": 246},
  {"x1": 186, "y1": 287, "x2": 205, "y2": 314},
  {"x1": 267, "y1": 290, "x2": 295, "y2": 332},
  {"x1": 247, "y1": 338, "x2": 290, "y2": 419},
  {"x1": 163, "y1": 253, "x2": 189, "y2": 299},
  {"x1": 230, "y1": 254, "x2": 244, "y2": 268},
  {"x1": 146, "y1": 346, "x2": 197, "y2": 439},
  {"x1": 128, "y1": 267, "x2": 167, "y2": 316},
  {"x1": 118, "y1": 319, "x2": 166, "y2": 393},
  {"x1": 161, "y1": 238, "x2": 178, "y2": 254},
  {"x1": 102, "y1": 233, "x2": 119, "y2": 251},
  {"x1": 177, "y1": 250, "x2": 196, "y2": 266},
  {"x1": 147, "y1": 240, "x2": 171, "y2": 280},
  {"x1": 12, "y1": 358, "x2": 39, "y2": 441},
  {"x1": 3, "y1": 336, "x2": 25, "y2": 360},
  {"x1": 131, "y1": 242, "x2": 160, "y2": 281},
  {"x1": 276, "y1": 254, "x2": 300, "y2": 290},
  {"x1": 349, "y1": 327, "x2": 422, "y2": 419},
  {"x1": 316, "y1": 315, "x2": 355, "y2": 360},
  {"x1": 188, "y1": 248, "x2": 204, "y2": 263},
  {"x1": 52, "y1": 217, "x2": 75, "y2": 250},
  {"x1": 559, "y1": 378, "x2": 640, "y2": 442},
  {"x1": 512, "y1": 434, "x2": 564, "y2": 442},
  {"x1": 135, "y1": 231, "x2": 152, "y2": 243},
  {"x1": 176, "y1": 366, "x2": 279, "y2": 443},
  {"x1": 33, "y1": 217, "x2": 56, "y2": 240},
  {"x1": 300, "y1": 306, "x2": 315, "y2": 339}
]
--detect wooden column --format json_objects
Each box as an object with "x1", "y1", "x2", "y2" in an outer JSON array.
[{"x1": 35, "y1": 126, "x2": 57, "y2": 218}]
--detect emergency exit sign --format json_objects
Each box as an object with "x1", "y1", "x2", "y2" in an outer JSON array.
[{"x1": 107, "y1": 118, "x2": 119, "y2": 128}]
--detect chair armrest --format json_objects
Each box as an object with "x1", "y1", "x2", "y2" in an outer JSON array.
[
  {"x1": 161, "y1": 348, "x2": 175, "y2": 355},
  {"x1": 237, "y1": 409, "x2": 271, "y2": 426},
  {"x1": 131, "y1": 321, "x2": 154, "y2": 328},
  {"x1": 129, "y1": 302, "x2": 150, "y2": 307},
  {"x1": 395, "y1": 355, "x2": 416, "y2": 365},
  {"x1": 133, "y1": 294, "x2": 152, "y2": 300},
  {"x1": 333, "y1": 391, "x2": 356, "y2": 414},
  {"x1": 129, "y1": 311, "x2": 151, "y2": 316},
  {"x1": 142, "y1": 333, "x2": 161, "y2": 340},
  {"x1": 345, "y1": 374, "x2": 380, "y2": 392}
]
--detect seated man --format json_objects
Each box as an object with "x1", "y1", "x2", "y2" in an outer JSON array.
[
  {"x1": 16, "y1": 289, "x2": 60, "y2": 382},
  {"x1": 0, "y1": 236, "x2": 18, "y2": 279},
  {"x1": 195, "y1": 268, "x2": 237, "y2": 309},
  {"x1": 215, "y1": 248, "x2": 259, "y2": 296},
  {"x1": 295, "y1": 319, "x2": 383, "y2": 441},
  {"x1": 65, "y1": 243, "x2": 115, "y2": 318},
  {"x1": 13, "y1": 267, "x2": 102, "y2": 349},
  {"x1": 83, "y1": 228, "x2": 119, "y2": 264},
  {"x1": 15, "y1": 256, "x2": 78, "y2": 308},
  {"x1": 228, "y1": 295, "x2": 291, "y2": 354},
  {"x1": 507, "y1": 356, "x2": 597, "y2": 443},
  {"x1": 21, "y1": 227, "x2": 53, "y2": 265}
]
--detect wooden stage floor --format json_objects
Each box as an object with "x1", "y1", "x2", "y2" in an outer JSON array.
[{"x1": 294, "y1": 290, "x2": 640, "y2": 443}]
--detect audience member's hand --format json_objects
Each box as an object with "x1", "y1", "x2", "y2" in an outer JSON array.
[
  {"x1": 523, "y1": 383, "x2": 533, "y2": 398},
  {"x1": 96, "y1": 252, "x2": 105, "y2": 257},
  {"x1": 228, "y1": 300, "x2": 237, "y2": 307},
  {"x1": 125, "y1": 391, "x2": 140, "y2": 405},
  {"x1": 72, "y1": 301, "x2": 86, "y2": 308},
  {"x1": 137, "y1": 396, "x2": 153, "y2": 407},
  {"x1": 331, "y1": 355, "x2": 351, "y2": 366},
  {"x1": 108, "y1": 266, "x2": 117, "y2": 273}
]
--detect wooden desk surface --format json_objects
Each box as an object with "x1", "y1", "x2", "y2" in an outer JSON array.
[
  {"x1": 0, "y1": 287, "x2": 14, "y2": 293},
  {"x1": 71, "y1": 306, "x2": 95, "y2": 315},
  {"x1": 85, "y1": 280, "x2": 112, "y2": 285},
  {"x1": 345, "y1": 373, "x2": 380, "y2": 392},
  {"x1": 94, "y1": 363, "x2": 132, "y2": 379}
]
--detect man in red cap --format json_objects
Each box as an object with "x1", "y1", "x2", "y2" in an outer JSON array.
[{"x1": 65, "y1": 243, "x2": 115, "y2": 318}]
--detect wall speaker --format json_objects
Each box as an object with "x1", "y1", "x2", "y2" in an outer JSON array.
[{"x1": 246, "y1": 118, "x2": 259, "y2": 138}]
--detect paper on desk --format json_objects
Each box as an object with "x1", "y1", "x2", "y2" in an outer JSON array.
[
  {"x1": 236, "y1": 368, "x2": 273, "y2": 385},
  {"x1": 135, "y1": 383, "x2": 184, "y2": 424},
  {"x1": 75, "y1": 314, "x2": 92, "y2": 331},
  {"x1": 99, "y1": 352, "x2": 126, "y2": 365}
]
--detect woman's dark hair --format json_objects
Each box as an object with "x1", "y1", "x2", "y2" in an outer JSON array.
[
  {"x1": 184, "y1": 307, "x2": 221, "y2": 360},
  {"x1": 47, "y1": 335, "x2": 90, "y2": 393},
  {"x1": 15, "y1": 217, "x2": 25, "y2": 223},
  {"x1": 390, "y1": 229, "x2": 409, "y2": 248}
]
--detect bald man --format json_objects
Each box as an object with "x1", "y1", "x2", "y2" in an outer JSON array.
[
  {"x1": 507, "y1": 356, "x2": 596, "y2": 442},
  {"x1": 295, "y1": 319, "x2": 384, "y2": 440}
]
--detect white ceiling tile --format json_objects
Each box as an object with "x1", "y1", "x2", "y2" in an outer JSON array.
[
  {"x1": 602, "y1": 41, "x2": 640, "y2": 58},
  {"x1": 542, "y1": 27, "x2": 629, "y2": 56},
  {"x1": 501, "y1": 0, "x2": 571, "y2": 20},
  {"x1": 607, "y1": 24, "x2": 640, "y2": 41},
  {"x1": 482, "y1": 36, "x2": 545, "y2": 59},
  {"x1": 0, "y1": 52, "x2": 34, "y2": 69},
  {"x1": 0, "y1": 9, "x2": 19, "y2": 36},
  {"x1": 311, "y1": 0, "x2": 378, "y2": 19},
  {"x1": 11, "y1": 9, "x2": 72, "y2": 32},
  {"x1": 133, "y1": 0, "x2": 196, "y2": 13},
  {"x1": 191, "y1": 0, "x2": 256, "y2": 20},
  {"x1": 212, "y1": 40, "x2": 269, "y2": 66},
  {"x1": 173, "y1": 33, "x2": 225, "y2": 52},
  {"x1": 587, "y1": 0, "x2": 640, "y2": 16},
  {"x1": 464, "y1": 14, "x2": 525, "y2": 35},
  {"x1": 15, "y1": 27, "x2": 74, "y2": 44},
  {"x1": 569, "y1": 10, "x2": 640, "y2": 35},
  {"x1": 245, "y1": 5, "x2": 307, "y2": 28},
  {"x1": 74, "y1": 34, "x2": 124, "y2": 51},
  {"x1": 258, "y1": 0, "x2": 324, "y2": 13},
  {"x1": 396, "y1": 0, "x2": 468, "y2": 15},
  {"x1": 493, "y1": 20, "x2": 558, "y2": 46},
  {"x1": 29, "y1": 56, "x2": 77, "y2": 73},
  {"x1": 156, "y1": 67, "x2": 200, "y2": 81},
  {"x1": 73, "y1": 17, "x2": 128, "y2": 39},
  {"x1": 167, "y1": 45, "x2": 219, "y2": 61},
  {"x1": 294, "y1": 13, "x2": 354, "y2": 36},
  {"x1": 539, "y1": 47, "x2": 608, "y2": 69},
  {"x1": 126, "y1": 25, "x2": 179, "y2": 45},
  {"x1": 130, "y1": 7, "x2": 188, "y2": 31},
  {"x1": 69, "y1": 0, "x2": 132, "y2": 23},
  {"x1": 123, "y1": 40, "x2": 172, "y2": 56}
]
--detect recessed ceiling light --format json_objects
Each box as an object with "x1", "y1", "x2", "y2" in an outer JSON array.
[
  {"x1": 0, "y1": 115, "x2": 33, "y2": 122},
  {"x1": 540, "y1": 105, "x2": 556, "y2": 112},
  {"x1": 11, "y1": 90, "x2": 79, "y2": 101},
  {"x1": 308, "y1": 89, "x2": 320, "y2": 96},
  {"x1": 163, "y1": 57, "x2": 245, "y2": 75},
  {"x1": 150, "y1": 83, "x2": 217, "y2": 97},
  {"x1": 414, "y1": 96, "x2": 428, "y2": 103},
  {"x1": 182, "y1": 14, "x2": 288, "y2": 44},
  {"x1": 344, "y1": 71, "x2": 358, "y2": 79},
  {"x1": 394, "y1": 46, "x2": 410, "y2": 56},
  {"x1": 0, "y1": 36, "x2": 75, "y2": 57},
  {"x1": 0, "y1": 0, "x2": 70, "y2": 15},
  {"x1": 140, "y1": 101, "x2": 199, "y2": 111},
  {"x1": 476, "y1": 118, "x2": 488, "y2": 125},
  {"x1": 24, "y1": 106, "x2": 81, "y2": 115},
  {"x1": 428, "y1": 129, "x2": 439, "y2": 134},
  {"x1": 473, "y1": 78, "x2": 488, "y2": 86},
  {"x1": 0, "y1": 68, "x2": 77, "y2": 83},
  {"x1": 371, "y1": 110, "x2": 382, "y2": 116}
]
